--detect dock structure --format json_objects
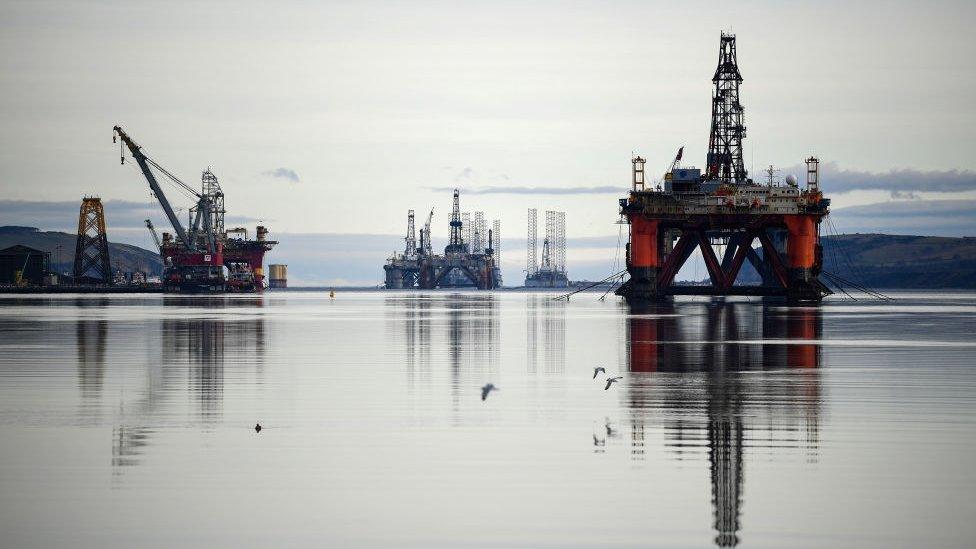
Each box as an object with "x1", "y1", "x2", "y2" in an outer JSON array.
[
  {"x1": 384, "y1": 189, "x2": 501, "y2": 290},
  {"x1": 616, "y1": 33, "x2": 831, "y2": 304}
]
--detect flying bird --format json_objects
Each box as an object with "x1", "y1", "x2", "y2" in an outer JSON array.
[
  {"x1": 592, "y1": 366, "x2": 606, "y2": 379},
  {"x1": 604, "y1": 376, "x2": 623, "y2": 390},
  {"x1": 481, "y1": 383, "x2": 498, "y2": 401},
  {"x1": 254, "y1": 423, "x2": 262, "y2": 433}
]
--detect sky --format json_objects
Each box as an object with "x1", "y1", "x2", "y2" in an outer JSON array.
[{"x1": 1, "y1": 0, "x2": 975, "y2": 284}]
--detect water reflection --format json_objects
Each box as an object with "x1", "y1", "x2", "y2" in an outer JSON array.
[
  {"x1": 161, "y1": 298, "x2": 267, "y2": 422},
  {"x1": 101, "y1": 297, "x2": 267, "y2": 473},
  {"x1": 76, "y1": 319, "x2": 107, "y2": 400},
  {"x1": 625, "y1": 302, "x2": 823, "y2": 547},
  {"x1": 527, "y1": 295, "x2": 566, "y2": 374}
]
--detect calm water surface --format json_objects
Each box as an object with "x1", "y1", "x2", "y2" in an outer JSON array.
[{"x1": 1, "y1": 291, "x2": 975, "y2": 548}]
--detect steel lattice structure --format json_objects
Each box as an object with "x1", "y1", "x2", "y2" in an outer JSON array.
[
  {"x1": 462, "y1": 212, "x2": 471, "y2": 249},
  {"x1": 706, "y1": 33, "x2": 748, "y2": 184},
  {"x1": 527, "y1": 208, "x2": 537, "y2": 275},
  {"x1": 73, "y1": 197, "x2": 113, "y2": 283},
  {"x1": 474, "y1": 211, "x2": 485, "y2": 253},
  {"x1": 492, "y1": 219, "x2": 501, "y2": 261},
  {"x1": 405, "y1": 209, "x2": 416, "y2": 259}
]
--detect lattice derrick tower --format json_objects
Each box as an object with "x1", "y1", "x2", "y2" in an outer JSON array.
[
  {"x1": 527, "y1": 208, "x2": 538, "y2": 275},
  {"x1": 554, "y1": 211, "x2": 566, "y2": 273},
  {"x1": 405, "y1": 209, "x2": 416, "y2": 258},
  {"x1": 462, "y1": 212, "x2": 472, "y2": 248},
  {"x1": 73, "y1": 197, "x2": 113, "y2": 282},
  {"x1": 201, "y1": 170, "x2": 225, "y2": 236},
  {"x1": 706, "y1": 33, "x2": 748, "y2": 185},
  {"x1": 492, "y1": 220, "x2": 501, "y2": 261},
  {"x1": 544, "y1": 210, "x2": 556, "y2": 271},
  {"x1": 446, "y1": 189, "x2": 465, "y2": 254},
  {"x1": 473, "y1": 211, "x2": 485, "y2": 253}
]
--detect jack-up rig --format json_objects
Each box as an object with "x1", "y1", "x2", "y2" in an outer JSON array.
[
  {"x1": 384, "y1": 189, "x2": 501, "y2": 289},
  {"x1": 524, "y1": 208, "x2": 568, "y2": 287},
  {"x1": 616, "y1": 33, "x2": 831, "y2": 304},
  {"x1": 113, "y1": 126, "x2": 276, "y2": 293}
]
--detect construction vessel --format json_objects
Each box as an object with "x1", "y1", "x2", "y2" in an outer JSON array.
[
  {"x1": 114, "y1": 126, "x2": 276, "y2": 294},
  {"x1": 525, "y1": 208, "x2": 568, "y2": 287},
  {"x1": 616, "y1": 33, "x2": 831, "y2": 304},
  {"x1": 384, "y1": 189, "x2": 501, "y2": 289}
]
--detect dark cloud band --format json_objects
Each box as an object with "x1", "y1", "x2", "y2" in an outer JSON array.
[{"x1": 428, "y1": 185, "x2": 622, "y2": 195}]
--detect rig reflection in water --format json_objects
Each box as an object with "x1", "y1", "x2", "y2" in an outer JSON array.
[
  {"x1": 624, "y1": 302, "x2": 822, "y2": 547},
  {"x1": 69, "y1": 297, "x2": 270, "y2": 473}
]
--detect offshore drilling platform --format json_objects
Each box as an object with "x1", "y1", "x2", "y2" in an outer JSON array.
[
  {"x1": 616, "y1": 33, "x2": 831, "y2": 304},
  {"x1": 114, "y1": 126, "x2": 276, "y2": 293},
  {"x1": 524, "y1": 208, "x2": 568, "y2": 287},
  {"x1": 384, "y1": 189, "x2": 501, "y2": 289}
]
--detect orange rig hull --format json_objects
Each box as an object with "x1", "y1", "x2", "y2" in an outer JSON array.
[{"x1": 616, "y1": 191, "x2": 831, "y2": 304}]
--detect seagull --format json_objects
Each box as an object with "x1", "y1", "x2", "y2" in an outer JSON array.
[
  {"x1": 604, "y1": 376, "x2": 623, "y2": 390},
  {"x1": 481, "y1": 383, "x2": 498, "y2": 401},
  {"x1": 605, "y1": 421, "x2": 616, "y2": 437},
  {"x1": 254, "y1": 423, "x2": 262, "y2": 433},
  {"x1": 592, "y1": 366, "x2": 606, "y2": 379}
]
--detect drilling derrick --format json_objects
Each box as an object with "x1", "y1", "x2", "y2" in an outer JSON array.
[
  {"x1": 73, "y1": 197, "x2": 113, "y2": 283},
  {"x1": 616, "y1": 34, "x2": 831, "y2": 304},
  {"x1": 707, "y1": 32, "x2": 748, "y2": 184},
  {"x1": 526, "y1": 208, "x2": 538, "y2": 276},
  {"x1": 405, "y1": 209, "x2": 417, "y2": 258},
  {"x1": 445, "y1": 189, "x2": 466, "y2": 255}
]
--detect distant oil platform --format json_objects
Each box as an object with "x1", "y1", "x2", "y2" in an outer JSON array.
[
  {"x1": 524, "y1": 208, "x2": 568, "y2": 288},
  {"x1": 617, "y1": 33, "x2": 831, "y2": 304},
  {"x1": 384, "y1": 189, "x2": 501, "y2": 289}
]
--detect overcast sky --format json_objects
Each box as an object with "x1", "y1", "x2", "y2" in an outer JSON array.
[{"x1": 1, "y1": 0, "x2": 974, "y2": 283}]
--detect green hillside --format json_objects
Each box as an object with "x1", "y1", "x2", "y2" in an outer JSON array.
[
  {"x1": 822, "y1": 234, "x2": 976, "y2": 289},
  {"x1": 0, "y1": 226, "x2": 162, "y2": 276}
]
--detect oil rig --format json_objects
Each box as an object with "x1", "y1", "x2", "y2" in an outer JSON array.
[
  {"x1": 384, "y1": 189, "x2": 501, "y2": 289},
  {"x1": 524, "y1": 208, "x2": 568, "y2": 287},
  {"x1": 113, "y1": 126, "x2": 276, "y2": 293},
  {"x1": 616, "y1": 33, "x2": 831, "y2": 304}
]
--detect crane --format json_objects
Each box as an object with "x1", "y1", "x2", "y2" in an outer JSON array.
[
  {"x1": 145, "y1": 219, "x2": 162, "y2": 255},
  {"x1": 419, "y1": 207, "x2": 434, "y2": 258},
  {"x1": 113, "y1": 126, "x2": 216, "y2": 254}
]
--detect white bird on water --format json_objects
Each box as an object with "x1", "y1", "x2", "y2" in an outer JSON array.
[
  {"x1": 604, "y1": 376, "x2": 623, "y2": 390},
  {"x1": 481, "y1": 383, "x2": 499, "y2": 401},
  {"x1": 592, "y1": 366, "x2": 606, "y2": 379}
]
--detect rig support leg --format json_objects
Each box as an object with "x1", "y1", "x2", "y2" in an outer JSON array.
[
  {"x1": 784, "y1": 215, "x2": 823, "y2": 303},
  {"x1": 618, "y1": 217, "x2": 660, "y2": 301}
]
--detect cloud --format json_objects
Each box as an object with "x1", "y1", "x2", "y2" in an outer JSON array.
[
  {"x1": 428, "y1": 185, "x2": 623, "y2": 195},
  {"x1": 262, "y1": 167, "x2": 300, "y2": 182},
  {"x1": 890, "y1": 190, "x2": 920, "y2": 200},
  {"x1": 0, "y1": 199, "x2": 262, "y2": 233},
  {"x1": 454, "y1": 167, "x2": 474, "y2": 182},
  {"x1": 779, "y1": 162, "x2": 976, "y2": 193}
]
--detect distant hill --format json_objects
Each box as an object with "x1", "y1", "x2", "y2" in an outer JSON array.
[
  {"x1": 728, "y1": 233, "x2": 976, "y2": 289},
  {"x1": 822, "y1": 234, "x2": 976, "y2": 289},
  {"x1": 0, "y1": 226, "x2": 162, "y2": 276}
]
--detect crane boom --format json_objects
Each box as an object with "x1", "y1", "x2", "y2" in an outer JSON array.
[
  {"x1": 113, "y1": 125, "x2": 194, "y2": 250},
  {"x1": 145, "y1": 219, "x2": 162, "y2": 254}
]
